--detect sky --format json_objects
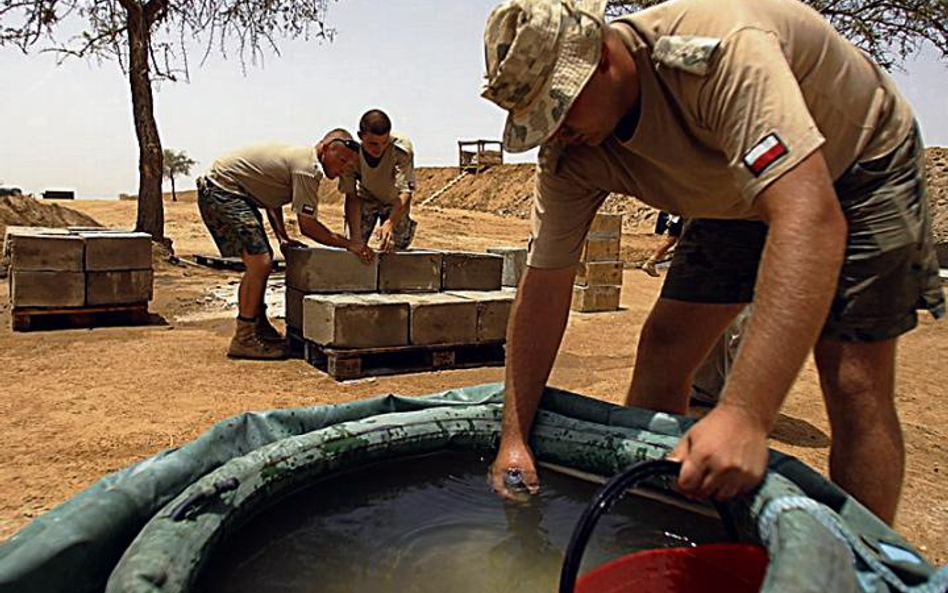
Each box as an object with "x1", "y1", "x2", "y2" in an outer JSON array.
[{"x1": 0, "y1": 0, "x2": 946, "y2": 199}]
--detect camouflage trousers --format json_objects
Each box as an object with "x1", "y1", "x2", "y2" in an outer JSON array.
[
  {"x1": 662, "y1": 125, "x2": 945, "y2": 342},
  {"x1": 359, "y1": 198, "x2": 417, "y2": 250},
  {"x1": 197, "y1": 180, "x2": 271, "y2": 258}
]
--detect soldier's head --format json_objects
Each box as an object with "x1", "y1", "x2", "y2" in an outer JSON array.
[
  {"x1": 317, "y1": 129, "x2": 360, "y2": 179},
  {"x1": 480, "y1": 0, "x2": 637, "y2": 151},
  {"x1": 358, "y1": 109, "x2": 393, "y2": 159}
]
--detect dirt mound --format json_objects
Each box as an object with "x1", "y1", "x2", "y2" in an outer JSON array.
[
  {"x1": 397, "y1": 146, "x2": 948, "y2": 240},
  {"x1": 926, "y1": 147, "x2": 948, "y2": 243},
  {"x1": 0, "y1": 194, "x2": 101, "y2": 238}
]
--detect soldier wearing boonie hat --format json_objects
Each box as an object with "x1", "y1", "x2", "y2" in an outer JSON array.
[{"x1": 481, "y1": 0, "x2": 944, "y2": 526}]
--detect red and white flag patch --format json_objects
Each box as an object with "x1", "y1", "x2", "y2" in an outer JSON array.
[{"x1": 743, "y1": 133, "x2": 788, "y2": 177}]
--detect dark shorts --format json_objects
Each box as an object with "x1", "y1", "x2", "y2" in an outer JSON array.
[
  {"x1": 197, "y1": 181, "x2": 272, "y2": 258},
  {"x1": 662, "y1": 126, "x2": 945, "y2": 342},
  {"x1": 654, "y1": 212, "x2": 685, "y2": 237},
  {"x1": 360, "y1": 198, "x2": 417, "y2": 249}
]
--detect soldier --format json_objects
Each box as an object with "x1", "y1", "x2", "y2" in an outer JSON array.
[
  {"x1": 198, "y1": 129, "x2": 373, "y2": 360},
  {"x1": 481, "y1": 0, "x2": 944, "y2": 524},
  {"x1": 339, "y1": 109, "x2": 418, "y2": 252}
]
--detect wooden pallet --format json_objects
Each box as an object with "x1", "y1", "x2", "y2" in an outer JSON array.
[
  {"x1": 12, "y1": 303, "x2": 150, "y2": 332},
  {"x1": 191, "y1": 254, "x2": 285, "y2": 272},
  {"x1": 303, "y1": 340, "x2": 506, "y2": 381}
]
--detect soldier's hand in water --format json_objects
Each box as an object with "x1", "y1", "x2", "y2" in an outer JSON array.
[
  {"x1": 346, "y1": 240, "x2": 375, "y2": 264},
  {"x1": 376, "y1": 221, "x2": 396, "y2": 253},
  {"x1": 669, "y1": 403, "x2": 769, "y2": 501},
  {"x1": 489, "y1": 442, "x2": 540, "y2": 502}
]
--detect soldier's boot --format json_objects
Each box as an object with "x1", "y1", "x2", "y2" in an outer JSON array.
[
  {"x1": 255, "y1": 315, "x2": 286, "y2": 345},
  {"x1": 641, "y1": 257, "x2": 659, "y2": 277},
  {"x1": 228, "y1": 319, "x2": 287, "y2": 360}
]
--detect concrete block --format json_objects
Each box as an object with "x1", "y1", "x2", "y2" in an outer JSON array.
[
  {"x1": 588, "y1": 213, "x2": 623, "y2": 237},
  {"x1": 378, "y1": 250, "x2": 442, "y2": 292},
  {"x1": 3, "y1": 227, "x2": 69, "y2": 260},
  {"x1": 441, "y1": 252, "x2": 503, "y2": 291},
  {"x1": 487, "y1": 247, "x2": 528, "y2": 287},
  {"x1": 10, "y1": 270, "x2": 85, "y2": 307},
  {"x1": 285, "y1": 287, "x2": 305, "y2": 330},
  {"x1": 447, "y1": 289, "x2": 515, "y2": 342},
  {"x1": 8, "y1": 232, "x2": 84, "y2": 272},
  {"x1": 77, "y1": 232, "x2": 152, "y2": 271},
  {"x1": 936, "y1": 242, "x2": 948, "y2": 268},
  {"x1": 285, "y1": 246, "x2": 378, "y2": 293},
  {"x1": 575, "y1": 261, "x2": 623, "y2": 287},
  {"x1": 393, "y1": 293, "x2": 478, "y2": 345},
  {"x1": 302, "y1": 294, "x2": 409, "y2": 348},
  {"x1": 86, "y1": 270, "x2": 154, "y2": 305},
  {"x1": 580, "y1": 237, "x2": 621, "y2": 262},
  {"x1": 571, "y1": 285, "x2": 621, "y2": 313}
]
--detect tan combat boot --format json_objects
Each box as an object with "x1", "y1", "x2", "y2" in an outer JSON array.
[
  {"x1": 641, "y1": 257, "x2": 659, "y2": 277},
  {"x1": 228, "y1": 319, "x2": 286, "y2": 360},
  {"x1": 255, "y1": 315, "x2": 285, "y2": 345}
]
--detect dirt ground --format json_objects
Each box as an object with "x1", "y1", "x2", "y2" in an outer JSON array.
[{"x1": 0, "y1": 197, "x2": 945, "y2": 568}]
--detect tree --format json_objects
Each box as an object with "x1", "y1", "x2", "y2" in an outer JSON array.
[
  {"x1": 606, "y1": 0, "x2": 948, "y2": 69},
  {"x1": 0, "y1": 1, "x2": 336, "y2": 247},
  {"x1": 162, "y1": 148, "x2": 196, "y2": 202}
]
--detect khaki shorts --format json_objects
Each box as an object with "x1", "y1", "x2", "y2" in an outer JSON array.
[{"x1": 662, "y1": 125, "x2": 945, "y2": 342}]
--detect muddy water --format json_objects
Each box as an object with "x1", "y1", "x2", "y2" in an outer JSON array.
[{"x1": 197, "y1": 452, "x2": 725, "y2": 593}]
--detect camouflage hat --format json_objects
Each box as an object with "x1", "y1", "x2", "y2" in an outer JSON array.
[{"x1": 481, "y1": 0, "x2": 607, "y2": 153}]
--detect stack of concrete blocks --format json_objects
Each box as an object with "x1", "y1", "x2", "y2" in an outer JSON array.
[
  {"x1": 5, "y1": 226, "x2": 154, "y2": 311},
  {"x1": 284, "y1": 246, "x2": 516, "y2": 350},
  {"x1": 572, "y1": 213, "x2": 623, "y2": 313}
]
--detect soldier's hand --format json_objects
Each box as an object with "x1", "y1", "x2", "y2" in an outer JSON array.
[
  {"x1": 488, "y1": 442, "x2": 540, "y2": 502},
  {"x1": 669, "y1": 403, "x2": 769, "y2": 501},
  {"x1": 279, "y1": 238, "x2": 306, "y2": 258},
  {"x1": 346, "y1": 240, "x2": 375, "y2": 265},
  {"x1": 376, "y1": 221, "x2": 396, "y2": 253}
]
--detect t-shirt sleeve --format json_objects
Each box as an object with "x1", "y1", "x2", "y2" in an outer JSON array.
[
  {"x1": 697, "y1": 28, "x2": 826, "y2": 205},
  {"x1": 528, "y1": 158, "x2": 609, "y2": 269},
  {"x1": 291, "y1": 170, "x2": 321, "y2": 218},
  {"x1": 337, "y1": 170, "x2": 357, "y2": 196},
  {"x1": 394, "y1": 142, "x2": 416, "y2": 196}
]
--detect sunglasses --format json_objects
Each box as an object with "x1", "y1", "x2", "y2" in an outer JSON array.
[{"x1": 330, "y1": 138, "x2": 361, "y2": 152}]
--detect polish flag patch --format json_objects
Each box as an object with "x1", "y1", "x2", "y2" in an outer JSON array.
[{"x1": 743, "y1": 133, "x2": 788, "y2": 177}]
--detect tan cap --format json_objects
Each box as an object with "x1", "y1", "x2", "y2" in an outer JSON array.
[{"x1": 481, "y1": 0, "x2": 607, "y2": 152}]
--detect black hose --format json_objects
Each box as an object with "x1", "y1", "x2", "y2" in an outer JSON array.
[{"x1": 558, "y1": 459, "x2": 740, "y2": 593}]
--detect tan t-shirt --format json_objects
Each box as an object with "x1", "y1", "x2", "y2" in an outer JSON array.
[
  {"x1": 338, "y1": 133, "x2": 416, "y2": 204},
  {"x1": 528, "y1": 0, "x2": 914, "y2": 268},
  {"x1": 207, "y1": 143, "x2": 322, "y2": 218}
]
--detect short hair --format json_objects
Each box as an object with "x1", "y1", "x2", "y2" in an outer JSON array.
[
  {"x1": 323, "y1": 128, "x2": 354, "y2": 142},
  {"x1": 359, "y1": 110, "x2": 392, "y2": 135}
]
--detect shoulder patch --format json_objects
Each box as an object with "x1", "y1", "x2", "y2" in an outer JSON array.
[
  {"x1": 301, "y1": 204, "x2": 316, "y2": 216},
  {"x1": 743, "y1": 133, "x2": 789, "y2": 177},
  {"x1": 391, "y1": 133, "x2": 414, "y2": 156},
  {"x1": 652, "y1": 35, "x2": 721, "y2": 76}
]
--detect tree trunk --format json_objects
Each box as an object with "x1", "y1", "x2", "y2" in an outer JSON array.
[
  {"x1": 170, "y1": 174, "x2": 177, "y2": 201},
  {"x1": 125, "y1": 3, "x2": 165, "y2": 244}
]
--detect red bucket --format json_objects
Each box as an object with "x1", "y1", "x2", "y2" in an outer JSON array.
[{"x1": 575, "y1": 543, "x2": 768, "y2": 593}]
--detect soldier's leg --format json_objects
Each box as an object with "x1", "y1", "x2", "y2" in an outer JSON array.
[
  {"x1": 813, "y1": 124, "x2": 944, "y2": 523},
  {"x1": 627, "y1": 300, "x2": 744, "y2": 414},
  {"x1": 814, "y1": 337, "x2": 901, "y2": 524},
  {"x1": 627, "y1": 219, "x2": 766, "y2": 414},
  {"x1": 392, "y1": 214, "x2": 418, "y2": 250}
]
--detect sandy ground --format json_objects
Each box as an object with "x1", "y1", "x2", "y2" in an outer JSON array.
[{"x1": 1, "y1": 199, "x2": 945, "y2": 566}]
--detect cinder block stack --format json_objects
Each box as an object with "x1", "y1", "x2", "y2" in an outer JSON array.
[
  {"x1": 571, "y1": 213, "x2": 623, "y2": 313},
  {"x1": 285, "y1": 246, "x2": 515, "y2": 349},
  {"x1": 4, "y1": 227, "x2": 154, "y2": 326}
]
